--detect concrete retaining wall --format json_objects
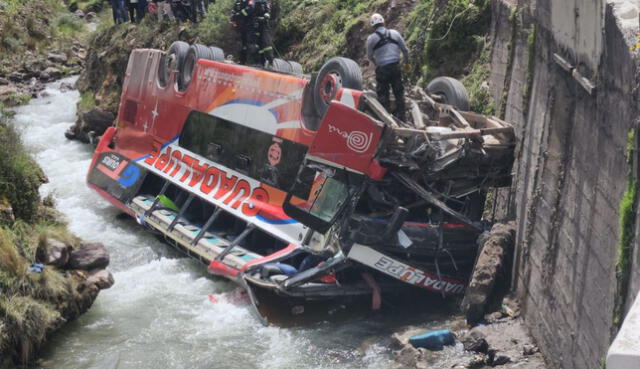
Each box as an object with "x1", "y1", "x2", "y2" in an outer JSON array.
[{"x1": 488, "y1": 0, "x2": 640, "y2": 368}]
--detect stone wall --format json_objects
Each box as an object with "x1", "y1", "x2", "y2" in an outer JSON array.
[{"x1": 488, "y1": 0, "x2": 640, "y2": 368}]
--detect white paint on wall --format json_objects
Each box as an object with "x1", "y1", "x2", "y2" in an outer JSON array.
[
  {"x1": 608, "y1": 0, "x2": 640, "y2": 31},
  {"x1": 608, "y1": 293, "x2": 640, "y2": 369}
]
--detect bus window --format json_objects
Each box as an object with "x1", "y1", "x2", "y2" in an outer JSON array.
[{"x1": 284, "y1": 161, "x2": 363, "y2": 233}]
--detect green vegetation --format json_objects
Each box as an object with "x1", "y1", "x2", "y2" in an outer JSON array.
[
  {"x1": 54, "y1": 13, "x2": 85, "y2": 36},
  {"x1": 463, "y1": 39, "x2": 494, "y2": 115},
  {"x1": 0, "y1": 121, "x2": 86, "y2": 364},
  {"x1": 79, "y1": 91, "x2": 96, "y2": 111},
  {"x1": 613, "y1": 129, "x2": 638, "y2": 328},
  {"x1": 0, "y1": 103, "x2": 17, "y2": 118},
  {"x1": 523, "y1": 25, "x2": 536, "y2": 117},
  {"x1": 0, "y1": 0, "x2": 86, "y2": 81},
  {"x1": 404, "y1": 0, "x2": 494, "y2": 114},
  {"x1": 0, "y1": 124, "x2": 45, "y2": 223},
  {"x1": 405, "y1": 0, "x2": 491, "y2": 82},
  {"x1": 2, "y1": 93, "x2": 31, "y2": 107}
]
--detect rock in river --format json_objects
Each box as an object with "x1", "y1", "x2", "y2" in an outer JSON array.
[
  {"x1": 68, "y1": 242, "x2": 110, "y2": 270},
  {"x1": 36, "y1": 237, "x2": 70, "y2": 268},
  {"x1": 87, "y1": 268, "x2": 115, "y2": 289}
]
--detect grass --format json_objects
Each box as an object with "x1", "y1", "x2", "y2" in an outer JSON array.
[
  {"x1": 523, "y1": 24, "x2": 536, "y2": 117},
  {"x1": 405, "y1": 0, "x2": 491, "y2": 83},
  {"x1": 0, "y1": 103, "x2": 16, "y2": 118},
  {"x1": 613, "y1": 129, "x2": 638, "y2": 328},
  {"x1": 0, "y1": 228, "x2": 26, "y2": 278},
  {"x1": 0, "y1": 124, "x2": 44, "y2": 223},
  {"x1": 2, "y1": 93, "x2": 31, "y2": 107},
  {"x1": 54, "y1": 13, "x2": 86, "y2": 36},
  {"x1": 78, "y1": 91, "x2": 96, "y2": 111},
  {"x1": 462, "y1": 36, "x2": 494, "y2": 115}
]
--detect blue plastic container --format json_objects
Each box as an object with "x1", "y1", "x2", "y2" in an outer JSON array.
[{"x1": 409, "y1": 329, "x2": 455, "y2": 351}]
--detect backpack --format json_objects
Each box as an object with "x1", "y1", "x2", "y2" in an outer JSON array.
[{"x1": 373, "y1": 29, "x2": 399, "y2": 51}]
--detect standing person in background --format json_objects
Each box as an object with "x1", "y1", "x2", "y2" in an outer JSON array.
[
  {"x1": 155, "y1": 0, "x2": 174, "y2": 21},
  {"x1": 191, "y1": 0, "x2": 206, "y2": 22},
  {"x1": 135, "y1": 0, "x2": 148, "y2": 22},
  {"x1": 253, "y1": 0, "x2": 274, "y2": 66},
  {"x1": 230, "y1": 0, "x2": 253, "y2": 65},
  {"x1": 125, "y1": 0, "x2": 135, "y2": 22},
  {"x1": 109, "y1": 0, "x2": 128, "y2": 24},
  {"x1": 126, "y1": 0, "x2": 147, "y2": 22},
  {"x1": 366, "y1": 13, "x2": 410, "y2": 121}
]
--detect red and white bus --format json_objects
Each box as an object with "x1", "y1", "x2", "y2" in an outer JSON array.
[{"x1": 87, "y1": 41, "x2": 515, "y2": 320}]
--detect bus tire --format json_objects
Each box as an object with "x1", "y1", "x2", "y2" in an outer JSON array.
[
  {"x1": 159, "y1": 41, "x2": 189, "y2": 88},
  {"x1": 208, "y1": 46, "x2": 225, "y2": 61},
  {"x1": 426, "y1": 76, "x2": 470, "y2": 111},
  {"x1": 180, "y1": 43, "x2": 211, "y2": 91},
  {"x1": 271, "y1": 58, "x2": 293, "y2": 73},
  {"x1": 313, "y1": 57, "x2": 362, "y2": 116},
  {"x1": 288, "y1": 61, "x2": 304, "y2": 75}
]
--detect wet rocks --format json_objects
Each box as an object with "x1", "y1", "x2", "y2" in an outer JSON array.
[
  {"x1": 68, "y1": 242, "x2": 110, "y2": 270},
  {"x1": 67, "y1": 107, "x2": 115, "y2": 143},
  {"x1": 47, "y1": 53, "x2": 68, "y2": 64},
  {"x1": 462, "y1": 329, "x2": 489, "y2": 354},
  {"x1": 0, "y1": 84, "x2": 20, "y2": 103},
  {"x1": 83, "y1": 108, "x2": 115, "y2": 134},
  {"x1": 86, "y1": 268, "x2": 115, "y2": 289},
  {"x1": 36, "y1": 238, "x2": 70, "y2": 268},
  {"x1": 41, "y1": 67, "x2": 63, "y2": 81}
]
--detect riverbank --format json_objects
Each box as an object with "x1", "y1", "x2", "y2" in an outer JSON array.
[
  {"x1": 0, "y1": 0, "x2": 93, "y2": 115},
  {"x1": 0, "y1": 1, "x2": 113, "y2": 366},
  {"x1": 0, "y1": 111, "x2": 114, "y2": 367}
]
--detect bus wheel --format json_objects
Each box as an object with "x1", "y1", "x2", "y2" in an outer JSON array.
[
  {"x1": 426, "y1": 76, "x2": 470, "y2": 111},
  {"x1": 288, "y1": 61, "x2": 304, "y2": 75},
  {"x1": 271, "y1": 58, "x2": 293, "y2": 73},
  {"x1": 207, "y1": 46, "x2": 225, "y2": 61},
  {"x1": 180, "y1": 43, "x2": 212, "y2": 91},
  {"x1": 158, "y1": 41, "x2": 188, "y2": 88},
  {"x1": 313, "y1": 57, "x2": 362, "y2": 116}
]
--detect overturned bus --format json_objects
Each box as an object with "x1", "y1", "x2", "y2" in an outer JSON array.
[{"x1": 87, "y1": 41, "x2": 515, "y2": 321}]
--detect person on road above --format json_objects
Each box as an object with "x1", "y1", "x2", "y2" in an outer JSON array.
[
  {"x1": 253, "y1": 0, "x2": 275, "y2": 66},
  {"x1": 230, "y1": 0, "x2": 253, "y2": 64},
  {"x1": 366, "y1": 13, "x2": 409, "y2": 121}
]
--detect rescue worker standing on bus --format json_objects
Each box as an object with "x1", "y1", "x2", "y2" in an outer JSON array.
[
  {"x1": 366, "y1": 13, "x2": 409, "y2": 121},
  {"x1": 253, "y1": 0, "x2": 274, "y2": 66},
  {"x1": 231, "y1": 0, "x2": 253, "y2": 65}
]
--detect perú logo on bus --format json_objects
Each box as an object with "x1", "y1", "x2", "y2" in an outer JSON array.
[{"x1": 328, "y1": 124, "x2": 373, "y2": 153}]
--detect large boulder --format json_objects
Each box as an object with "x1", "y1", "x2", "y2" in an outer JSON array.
[
  {"x1": 35, "y1": 238, "x2": 70, "y2": 268},
  {"x1": 41, "y1": 67, "x2": 62, "y2": 82},
  {"x1": 68, "y1": 242, "x2": 110, "y2": 270},
  {"x1": 86, "y1": 268, "x2": 114, "y2": 289},
  {"x1": 82, "y1": 107, "x2": 115, "y2": 136}
]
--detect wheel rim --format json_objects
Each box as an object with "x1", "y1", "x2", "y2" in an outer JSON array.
[{"x1": 319, "y1": 72, "x2": 342, "y2": 103}]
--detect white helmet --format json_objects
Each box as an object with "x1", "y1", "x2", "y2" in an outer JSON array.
[{"x1": 370, "y1": 13, "x2": 384, "y2": 27}]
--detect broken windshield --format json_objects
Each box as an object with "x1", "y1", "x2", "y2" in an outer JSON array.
[{"x1": 284, "y1": 161, "x2": 362, "y2": 233}]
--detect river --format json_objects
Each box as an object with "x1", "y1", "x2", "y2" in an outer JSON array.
[{"x1": 10, "y1": 77, "x2": 464, "y2": 369}]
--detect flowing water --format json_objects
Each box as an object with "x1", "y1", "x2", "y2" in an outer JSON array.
[{"x1": 11, "y1": 77, "x2": 465, "y2": 369}]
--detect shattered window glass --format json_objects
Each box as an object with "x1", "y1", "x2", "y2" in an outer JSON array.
[{"x1": 289, "y1": 163, "x2": 350, "y2": 223}]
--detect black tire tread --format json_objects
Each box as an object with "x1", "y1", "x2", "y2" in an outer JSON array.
[
  {"x1": 160, "y1": 41, "x2": 189, "y2": 89},
  {"x1": 426, "y1": 76, "x2": 470, "y2": 111}
]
